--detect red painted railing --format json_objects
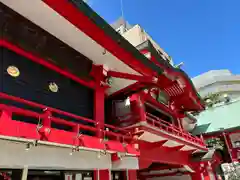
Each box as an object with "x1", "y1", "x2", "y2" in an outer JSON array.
[
  {"x1": 0, "y1": 93, "x2": 135, "y2": 152},
  {"x1": 146, "y1": 113, "x2": 205, "y2": 146}
]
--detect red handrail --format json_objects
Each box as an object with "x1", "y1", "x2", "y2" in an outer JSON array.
[
  {"x1": 146, "y1": 113, "x2": 205, "y2": 146},
  {"x1": 146, "y1": 113, "x2": 173, "y2": 127},
  {"x1": 0, "y1": 92, "x2": 95, "y2": 124},
  {"x1": 0, "y1": 92, "x2": 132, "y2": 140}
]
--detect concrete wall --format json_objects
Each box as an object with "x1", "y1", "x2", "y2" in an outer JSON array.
[
  {"x1": 122, "y1": 25, "x2": 146, "y2": 47},
  {"x1": 0, "y1": 139, "x2": 111, "y2": 170},
  {"x1": 0, "y1": 138, "x2": 139, "y2": 170},
  {"x1": 121, "y1": 25, "x2": 174, "y2": 65}
]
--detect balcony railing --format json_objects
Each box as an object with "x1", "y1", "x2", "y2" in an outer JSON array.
[
  {"x1": 146, "y1": 113, "x2": 205, "y2": 146},
  {"x1": 0, "y1": 92, "x2": 136, "y2": 154},
  {"x1": 115, "y1": 111, "x2": 205, "y2": 147}
]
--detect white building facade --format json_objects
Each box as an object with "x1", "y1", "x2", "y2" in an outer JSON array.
[
  {"x1": 111, "y1": 18, "x2": 174, "y2": 66},
  {"x1": 192, "y1": 69, "x2": 240, "y2": 100}
]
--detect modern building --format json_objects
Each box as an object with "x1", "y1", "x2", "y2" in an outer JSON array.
[
  {"x1": 111, "y1": 18, "x2": 174, "y2": 66},
  {"x1": 192, "y1": 69, "x2": 240, "y2": 100},
  {"x1": 0, "y1": 1, "x2": 219, "y2": 180}
]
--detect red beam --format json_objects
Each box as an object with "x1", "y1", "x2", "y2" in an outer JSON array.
[
  {"x1": 139, "y1": 146, "x2": 190, "y2": 168},
  {"x1": 0, "y1": 39, "x2": 96, "y2": 89},
  {"x1": 107, "y1": 71, "x2": 154, "y2": 83},
  {"x1": 107, "y1": 82, "x2": 148, "y2": 99}
]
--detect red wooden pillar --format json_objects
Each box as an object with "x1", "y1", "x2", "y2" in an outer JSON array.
[
  {"x1": 93, "y1": 65, "x2": 107, "y2": 138},
  {"x1": 0, "y1": 109, "x2": 13, "y2": 136},
  {"x1": 0, "y1": 109, "x2": 12, "y2": 122},
  {"x1": 42, "y1": 109, "x2": 52, "y2": 127},
  {"x1": 170, "y1": 101, "x2": 183, "y2": 129},
  {"x1": 203, "y1": 170, "x2": 210, "y2": 180},
  {"x1": 130, "y1": 94, "x2": 146, "y2": 122},
  {"x1": 202, "y1": 163, "x2": 217, "y2": 180},
  {"x1": 94, "y1": 170, "x2": 110, "y2": 180},
  {"x1": 128, "y1": 170, "x2": 137, "y2": 180},
  {"x1": 190, "y1": 172, "x2": 202, "y2": 180},
  {"x1": 223, "y1": 132, "x2": 236, "y2": 161},
  {"x1": 95, "y1": 87, "x2": 105, "y2": 138},
  {"x1": 191, "y1": 164, "x2": 218, "y2": 180}
]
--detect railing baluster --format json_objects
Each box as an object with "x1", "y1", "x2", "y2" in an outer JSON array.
[
  {"x1": 146, "y1": 112, "x2": 205, "y2": 146},
  {"x1": 0, "y1": 107, "x2": 12, "y2": 122},
  {"x1": 0, "y1": 92, "x2": 132, "y2": 143}
]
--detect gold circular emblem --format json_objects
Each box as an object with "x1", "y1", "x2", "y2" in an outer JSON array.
[
  {"x1": 7, "y1": 66, "x2": 20, "y2": 77},
  {"x1": 49, "y1": 82, "x2": 59, "y2": 93}
]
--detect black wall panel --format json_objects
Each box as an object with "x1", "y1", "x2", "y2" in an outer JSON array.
[
  {"x1": 1, "y1": 47, "x2": 94, "y2": 120},
  {"x1": 0, "y1": 3, "x2": 93, "y2": 79}
]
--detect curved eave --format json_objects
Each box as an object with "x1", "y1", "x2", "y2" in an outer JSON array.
[{"x1": 137, "y1": 40, "x2": 205, "y2": 111}]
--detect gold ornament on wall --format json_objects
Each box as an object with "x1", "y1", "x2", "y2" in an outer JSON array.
[
  {"x1": 49, "y1": 82, "x2": 59, "y2": 93},
  {"x1": 7, "y1": 66, "x2": 20, "y2": 77}
]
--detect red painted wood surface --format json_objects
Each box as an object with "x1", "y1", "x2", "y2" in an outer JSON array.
[{"x1": 0, "y1": 92, "x2": 137, "y2": 155}]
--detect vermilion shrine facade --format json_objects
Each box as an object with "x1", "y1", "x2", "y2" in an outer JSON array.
[{"x1": 0, "y1": 0, "x2": 221, "y2": 179}]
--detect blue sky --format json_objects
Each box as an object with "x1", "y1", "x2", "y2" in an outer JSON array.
[{"x1": 88, "y1": 0, "x2": 240, "y2": 77}]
